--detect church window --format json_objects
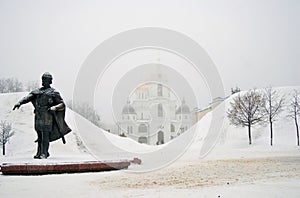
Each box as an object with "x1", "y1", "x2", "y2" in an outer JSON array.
[
  {"x1": 158, "y1": 103, "x2": 163, "y2": 117},
  {"x1": 170, "y1": 124, "x2": 175, "y2": 132},
  {"x1": 130, "y1": 126, "x2": 133, "y2": 133},
  {"x1": 157, "y1": 84, "x2": 163, "y2": 96}
]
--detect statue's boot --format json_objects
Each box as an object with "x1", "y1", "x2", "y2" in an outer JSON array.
[
  {"x1": 34, "y1": 141, "x2": 42, "y2": 159},
  {"x1": 34, "y1": 152, "x2": 49, "y2": 159},
  {"x1": 39, "y1": 154, "x2": 47, "y2": 159},
  {"x1": 38, "y1": 152, "x2": 49, "y2": 159},
  {"x1": 33, "y1": 139, "x2": 49, "y2": 159}
]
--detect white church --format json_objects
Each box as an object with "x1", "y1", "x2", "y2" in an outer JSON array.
[{"x1": 118, "y1": 82, "x2": 192, "y2": 145}]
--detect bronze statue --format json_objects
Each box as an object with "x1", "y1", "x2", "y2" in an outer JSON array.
[{"x1": 13, "y1": 72, "x2": 71, "y2": 159}]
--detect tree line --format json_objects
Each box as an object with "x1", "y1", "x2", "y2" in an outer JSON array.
[
  {"x1": 0, "y1": 77, "x2": 39, "y2": 93},
  {"x1": 227, "y1": 87, "x2": 299, "y2": 146},
  {"x1": 66, "y1": 100, "x2": 102, "y2": 128},
  {"x1": 0, "y1": 77, "x2": 102, "y2": 128}
]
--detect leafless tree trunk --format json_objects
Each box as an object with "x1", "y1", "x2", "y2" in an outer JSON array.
[
  {"x1": 227, "y1": 89, "x2": 266, "y2": 145},
  {"x1": 248, "y1": 122, "x2": 252, "y2": 145},
  {"x1": 288, "y1": 90, "x2": 300, "y2": 146},
  {"x1": 0, "y1": 121, "x2": 14, "y2": 155},
  {"x1": 263, "y1": 87, "x2": 284, "y2": 146},
  {"x1": 295, "y1": 114, "x2": 299, "y2": 146}
]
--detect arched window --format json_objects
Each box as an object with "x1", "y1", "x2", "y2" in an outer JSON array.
[
  {"x1": 130, "y1": 126, "x2": 133, "y2": 133},
  {"x1": 157, "y1": 131, "x2": 164, "y2": 145},
  {"x1": 157, "y1": 84, "x2": 163, "y2": 96},
  {"x1": 158, "y1": 103, "x2": 163, "y2": 117},
  {"x1": 170, "y1": 124, "x2": 175, "y2": 132}
]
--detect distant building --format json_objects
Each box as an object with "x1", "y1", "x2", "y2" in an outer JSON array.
[
  {"x1": 192, "y1": 96, "x2": 228, "y2": 122},
  {"x1": 118, "y1": 82, "x2": 192, "y2": 145}
]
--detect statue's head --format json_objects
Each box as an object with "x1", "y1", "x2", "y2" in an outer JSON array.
[{"x1": 41, "y1": 72, "x2": 53, "y2": 87}]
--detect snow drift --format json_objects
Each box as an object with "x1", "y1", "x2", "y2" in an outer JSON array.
[{"x1": 0, "y1": 86, "x2": 300, "y2": 166}]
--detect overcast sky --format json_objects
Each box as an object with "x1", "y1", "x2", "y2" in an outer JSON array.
[{"x1": 0, "y1": 0, "x2": 299, "y2": 102}]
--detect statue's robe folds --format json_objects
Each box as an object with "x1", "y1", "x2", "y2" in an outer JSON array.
[{"x1": 49, "y1": 109, "x2": 71, "y2": 142}]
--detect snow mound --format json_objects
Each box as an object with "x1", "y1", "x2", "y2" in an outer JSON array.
[
  {"x1": 1, "y1": 87, "x2": 300, "y2": 165},
  {"x1": 0, "y1": 92, "x2": 94, "y2": 162},
  {"x1": 0, "y1": 92, "x2": 156, "y2": 164},
  {"x1": 182, "y1": 86, "x2": 300, "y2": 160}
]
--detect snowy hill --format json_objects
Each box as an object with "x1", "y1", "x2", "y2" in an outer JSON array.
[
  {"x1": 182, "y1": 86, "x2": 300, "y2": 160},
  {"x1": 0, "y1": 87, "x2": 300, "y2": 165},
  {"x1": 0, "y1": 92, "x2": 157, "y2": 164},
  {"x1": 0, "y1": 92, "x2": 91, "y2": 162}
]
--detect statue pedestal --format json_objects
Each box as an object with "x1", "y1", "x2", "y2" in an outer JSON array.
[{"x1": 0, "y1": 159, "x2": 138, "y2": 175}]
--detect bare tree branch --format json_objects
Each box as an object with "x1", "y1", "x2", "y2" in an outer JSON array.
[
  {"x1": 227, "y1": 89, "x2": 266, "y2": 144},
  {"x1": 0, "y1": 120, "x2": 14, "y2": 155}
]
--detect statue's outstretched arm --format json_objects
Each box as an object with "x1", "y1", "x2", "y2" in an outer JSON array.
[{"x1": 13, "y1": 93, "x2": 34, "y2": 110}]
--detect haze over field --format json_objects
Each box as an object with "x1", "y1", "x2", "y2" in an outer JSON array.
[{"x1": 0, "y1": 0, "x2": 299, "y2": 99}]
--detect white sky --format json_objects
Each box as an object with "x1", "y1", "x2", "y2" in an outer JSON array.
[{"x1": 0, "y1": 0, "x2": 299, "y2": 101}]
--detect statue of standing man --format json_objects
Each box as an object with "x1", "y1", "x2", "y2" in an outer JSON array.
[{"x1": 13, "y1": 72, "x2": 71, "y2": 159}]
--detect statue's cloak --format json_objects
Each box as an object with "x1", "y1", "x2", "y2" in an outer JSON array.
[
  {"x1": 50, "y1": 109, "x2": 72, "y2": 142},
  {"x1": 29, "y1": 87, "x2": 72, "y2": 142}
]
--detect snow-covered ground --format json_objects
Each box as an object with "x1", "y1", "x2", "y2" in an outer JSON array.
[{"x1": 0, "y1": 87, "x2": 300, "y2": 197}]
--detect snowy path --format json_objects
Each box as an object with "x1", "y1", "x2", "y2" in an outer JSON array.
[
  {"x1": 1, "y1": 156, "x2": 299, "y2": 198},
  {"x1": 91, "y1": 156, "x2": 300, "y2": 189}
]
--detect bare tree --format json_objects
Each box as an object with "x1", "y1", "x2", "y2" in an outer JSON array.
[
  {"x1": 26, "y1": 80, "x2": 39, "y2": 91},
  {"x1": 8, "y1": 78, "x2": 23, "y2": 92},
  {"x1": 0, "y1": 120, "x2": 14, "y2": 155},
  {"x1": 67, "y1": 100, "x2": 102, "y2": 128},
  {"x1": 287, "y1": 90, "x2": 300, "y2": 146},
  {"x1": 263, "y1": 87, "x2": 284, "y2": 146},
  {"x1": 0, "y1": 78, "x2": 23, "y2": 93},
  {"x1": 227, "y1": 89, "x2": 266, "y2": 145}
]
